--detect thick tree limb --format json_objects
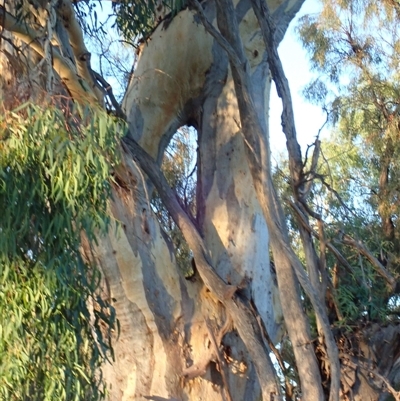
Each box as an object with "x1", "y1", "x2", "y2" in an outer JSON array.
[
  {"x1": 56, "y1": 0, "x2": 104, "y2": 102},
  {"x1": 250, "y1": 0, "x2": 303, "y2": 192},
  {"x1": 92, "y1": 71, "x2": 126, "y2": 118},
  {"x1": 250, "y1": 0, "x2": 341, "y2": 399},
  {"x1": 194, "y1": 0, "x2": 326, "y2": 398}
]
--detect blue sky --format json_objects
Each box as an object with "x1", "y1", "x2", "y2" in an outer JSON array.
[{"x1": 269, "y1": 0, "x2": 326, "y2": 158}]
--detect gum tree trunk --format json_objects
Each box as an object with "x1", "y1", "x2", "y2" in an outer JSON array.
[{"x1": 117, "y1": 1, "x2": 304, "y2": 400}]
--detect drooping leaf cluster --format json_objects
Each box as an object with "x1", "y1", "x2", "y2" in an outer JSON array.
[{"x1": 0, "y1": 103, "x2": 122, "y2": 400}]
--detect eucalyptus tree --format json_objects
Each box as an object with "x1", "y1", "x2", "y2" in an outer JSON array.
[{"x1": 4, "y1": 0, "x2": 395, "y2": 400}]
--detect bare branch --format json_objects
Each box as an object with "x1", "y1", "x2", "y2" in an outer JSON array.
[
  {"x1": 250, "y1": 0, "x2": 303, "y2": 191},
  {"x1": 92, "y1": 71, "x2": 125, "y2": 118},
  {"x1": 302, "y1": 139, "x2": 321, "y2": 199},
  {"x1": 317, "y1": 218, "x2": 328, "y2": 295},
  {"x1": 288, "y1": 198, "x2": 360, "y2": 280},
  {"x1": 317, "y1": 173, "x2": 358, "y2": 219}
]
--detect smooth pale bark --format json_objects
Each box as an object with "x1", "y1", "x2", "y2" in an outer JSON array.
[
  {"x1": 192, "y1": 0, "x2": 326, "y2": 398},
  {"x1": 123, "y1": 0, "x2": 306, "y2": 347},
  {"x1": 83, "y1": 153, "x2": 266, "y2": 400},
  {"x1": 1, "y1": 1, "x2": 276, "y2": 398},
  {"x1": 247, "y1": 1, "x2": 340, "y2": 399},
  {"x1": 121, "y1": 1, "x2": 312, "y2": 400}
]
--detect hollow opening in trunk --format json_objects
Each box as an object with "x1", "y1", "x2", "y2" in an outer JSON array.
[{"x1": 151, "y1": 125, "x2": 198, "y2": 276}]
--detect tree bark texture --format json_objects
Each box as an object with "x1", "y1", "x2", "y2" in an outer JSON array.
[
  {"x1": 86, "y1": 153, "x2": 265, "y2": 401},
  {"x1": 119, "y1": 0, "x2": 300, "y2": 399}
]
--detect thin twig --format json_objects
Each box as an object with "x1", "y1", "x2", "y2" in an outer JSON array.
[
  {"x1": 287, "y1": 198, "x2": 361, "y2": 283},
  {"x1": 340, "y1": 233, "x2": 397, "y2": 290}
]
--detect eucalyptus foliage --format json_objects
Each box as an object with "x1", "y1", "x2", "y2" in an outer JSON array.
[
  {"x1": 0, "y1": 103, "x2": 121, "y2": 400},
  {"x1": 113, "y1": 0, "x2": 187, "y2": 41},
  {"x1": 297, "y1": 0, "x2": 400, "y2": 254}
]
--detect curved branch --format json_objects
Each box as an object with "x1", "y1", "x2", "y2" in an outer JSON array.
[
  {"x1": 93, "y1": 71, "x2": 125, "y2": 118},
  {"x1": 0, "y1": 5, "x2": 99, "y2": 103}
]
